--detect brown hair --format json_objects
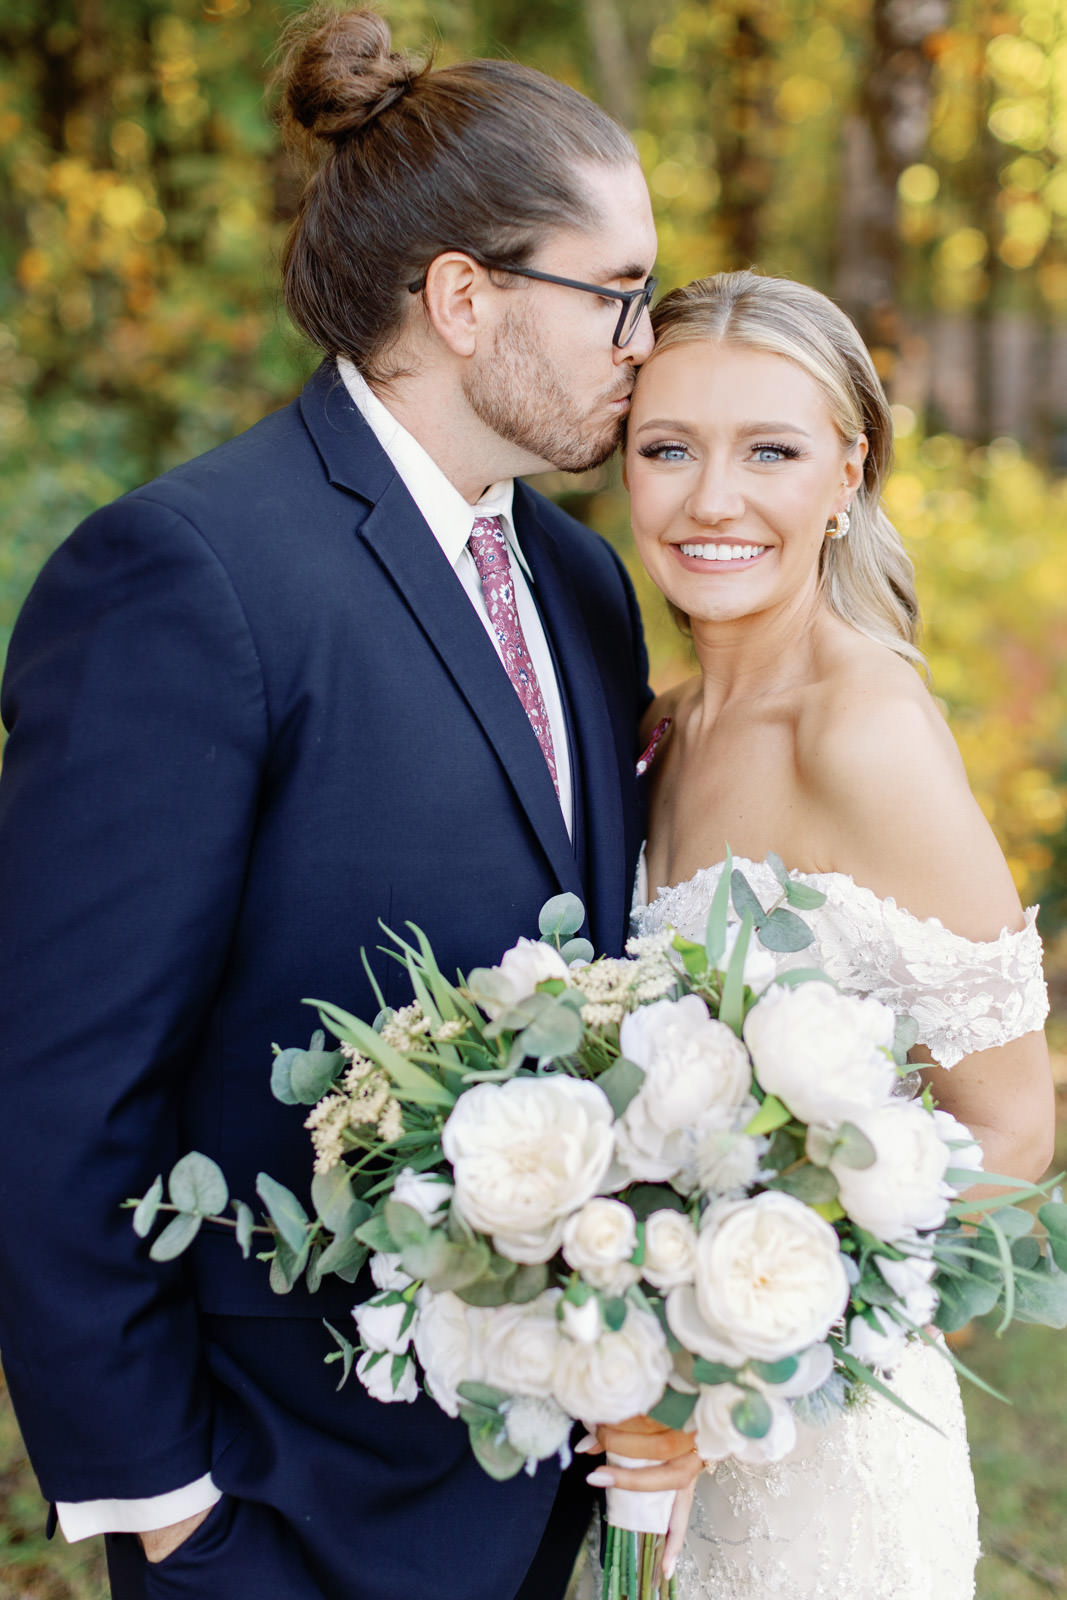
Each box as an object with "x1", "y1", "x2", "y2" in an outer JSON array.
[
  {"x1": 648, "y1": 270, "x2": 924, "y2": 666},
  {"x1": 274, "y1": 6, "x2": 636, "y2": 380}
]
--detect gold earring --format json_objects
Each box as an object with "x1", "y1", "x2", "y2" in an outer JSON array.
[{"x1": 825, "y1": 509, "x2": 850, "y2": 539}]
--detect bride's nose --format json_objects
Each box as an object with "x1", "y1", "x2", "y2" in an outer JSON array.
[{"x1": 684, "y1": 462, "x2": 746, "y2": 525}]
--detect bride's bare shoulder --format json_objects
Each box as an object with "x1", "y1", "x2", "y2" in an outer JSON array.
[{"x1": 795, "y1": 634, "x2": 1021, "y2": 934}]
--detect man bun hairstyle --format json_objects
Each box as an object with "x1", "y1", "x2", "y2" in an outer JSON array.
[
  {"x1": 274, "y1": 5, "x2": 636, "y2": 381},
  {"x1": 649, "y1": 270, "x2": 924, "y2": 668}
]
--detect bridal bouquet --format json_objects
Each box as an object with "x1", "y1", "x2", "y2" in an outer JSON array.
[{"x1": 131, "y1": 853, "x2": 1067, "y2": 1600}]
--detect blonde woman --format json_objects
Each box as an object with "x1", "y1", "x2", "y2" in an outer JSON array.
[{"x1": 586, "y1": 271, "x2": 1054, "y2": 1598}]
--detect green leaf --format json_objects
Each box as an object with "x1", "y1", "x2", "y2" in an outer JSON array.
[
  {"x1": 749, "y1": 1356, "x2": 799, "y2": 1385},
  {"x1": 704, "y1": 845, "x2": 733, "y2": 966},
  {"x1": 256, "y1": 1173, "x2": 312, "y2": 1255},
  {"x1": 805, "y1": 1124, "x2": 836, "y2": 1166},
  {"x1": 627, "y1": 1184, "x2": 687, "y2": 1221},
  {"x1": 509, "y1": 1261, "x2": 550, "y2": 1303},
  {"x1": 730, "y1": 869, "x2": 765, "y2": 927},
  {"x1": 399, "y1": 1231, "x2": 490, "y2": 1293},
  {"x1": 148, "y1": 1211, "x2": 202, "y2": 1261},
  {"x1": 783, "y1": 880, "x2": 827, "y2": 910},
  {"x1": 719, "y1": 911, "x2": 754, "y2": 1034},
  {"x1": 932, "y1": 1268, "x2": 1001, "y2": 1332},
  {"x1": 758, "y1": 908, "x2": 814, "y2": 953},
  {"x1": 745, "y1": 1095, "x2": 791, "y2": 1136},
  {"x1": 469, "y1": 1425, "x2": 526, "y2": 1481},
  {"x1": 673, "y1": 934, "x2": 708, "y2": 978},
  {"x1": 538, "y1": 892, "x2": 586, "y2": 941},
  {"x1": 354, "y1": 1213, "x2": 398, "y2": 1253},
  {"x1": 772, "y1": 968, "x2": 836, "y2": 988},
  {"x1": 233, "y1": 1200, "x2": 255, "y2": 1259},
  {"x1": 311, "y1": 1166, "x2": 361, "y2": 1234},
  {"x1": 169, "y1": 1152, "x2": 228, "y2": 1216},
  {"x1": 833, "y1": 1121, "x2": 878, "y2": 1170},
  {"x1": 1039, "y1": 1200, "x2": 1067, "y2": 1271},
  {"x1": 693, "y1": 1357, "x2": 740, "y2": 1385},
  {"x1": 602, "y1": 1296, "x2": 628, "y2": 1332},
  {"x1": 560, "y1": 937, "x2": 595, "y2": 965},
  {"x1": 595, "y1": 1057, "x2": 646, "y2": 1117},
  {"x1": 456, "y1": 1271, "x2": 519, "y2": 1307},
  {"x1": 1009, "y1": 1257, "x2": 1067, "y2": 1329},
  {"x1": 648, "y1": 1387, "x2": 698, "y2": 1429},
  {"x1": 832, "y1": 1341, "x2": 941, "y2": 1427},
  {"x1": 323, "y1": 1320, "x2": 356, "y2": 1390},
  {"x1": 384, "y1": 1200, "x2": 431, "y2": 1251},
  {"x1": 308, "y1": 1000, "x2": 456, "y2": 1110},
  {"x1": 730, "y1": 1389, "x2": 772, "y2": 1438},
  {"x1": 767, "y1": 1165, "x2": 839, "y2": 1204},
  {"x1": 893, "y1": 1015, "x2": 920, "y2": 1063},
  {"x1": 315, "y1": 1231, "x2": 370, "y2": 1282},
  {"x1": 765, "y1": 1129, "x2": 803, "y2": 1171},
  {"x1": 1011, "y1": 1236, "x2": 1041, "y2": 1270},
  {"x1": 305, "y1": 1243, "x2": 324, "y2": 1295},
  {"x1": 132, "y1": 1175, "x2": 164, "y2": 1238},
  {"x1": 269, "y1": 1233, "x2": 309, "y2": 1294},
  {"x1": 765, "y1": 851, "x2": 790, "y2": 890},
  {"x1": 270, "y1": 1046, "x2": 301, "y2": 1105},
  {"x1": 289, "y1": 1049, "x2": 344, "y2": 1104},
  {"x1": 516, "y1": 999, "x2": 584, "y2": 1064},
  {"x1": 457, "y1": 1381, "x2": 509, "y2": 1410},
  {"x1": 983, "y1": 1205, "x2": 1036, "y2": 1240}
]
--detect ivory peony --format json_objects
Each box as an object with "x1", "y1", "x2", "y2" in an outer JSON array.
[
  {"x1": 829, "y1": 1102, "x2": 953, "y2": 1242},
  {"x1": 553, "y1": 1305, "x2": 672, "y2": 1424},
  {"x1": 742, "y1": 983, "x2": 897, "y2": 1125}
]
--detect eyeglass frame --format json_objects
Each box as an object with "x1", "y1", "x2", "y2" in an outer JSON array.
[{"x1": 407, "y1": 258, "x2": 658, "y2": 350}]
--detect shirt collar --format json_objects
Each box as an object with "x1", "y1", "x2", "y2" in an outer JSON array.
[{"x1": 336, "y1": 357, "x2": 527, "y2": 577}]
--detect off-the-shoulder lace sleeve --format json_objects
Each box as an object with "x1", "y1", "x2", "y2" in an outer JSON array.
[
  {"x1": 630, "y1": 855, "x2": 1049, "y2": 1071},
  {"x1": 810, "y1": 880, "x2": 1048, "y2": 1069}
]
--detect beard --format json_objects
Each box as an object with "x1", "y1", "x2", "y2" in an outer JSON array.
[{"x1": 462, "y1": 304, "x2": 631, "y2": 472}]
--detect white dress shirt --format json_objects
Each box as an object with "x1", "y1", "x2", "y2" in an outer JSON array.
[{"x1": 57, "y1": 358, "x2": 575, "y2": 1542}]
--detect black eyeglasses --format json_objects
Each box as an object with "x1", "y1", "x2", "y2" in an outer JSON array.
[{"x1": 408, "y1": 261, "x2": 658, "y2": 349}]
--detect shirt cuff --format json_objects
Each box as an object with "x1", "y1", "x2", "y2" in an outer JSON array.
[{"x1": 55, "y1": 1473, "x2": 221, "y2": 1542}]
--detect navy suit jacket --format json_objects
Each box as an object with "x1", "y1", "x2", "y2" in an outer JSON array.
[{"x1": 0, "y1": 364, "x2": 650, "y2": 1596}]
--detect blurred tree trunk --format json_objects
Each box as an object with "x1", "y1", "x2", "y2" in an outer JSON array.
[
  {"x1": 835, "y1": 0, "x2": 949, "y2": 388},
  {"x1": 717, "y1": 5, "x2": 776, "y2": 269},
  {"x1": 581, "y1": 0, "x2": 636, "y2": 130}
]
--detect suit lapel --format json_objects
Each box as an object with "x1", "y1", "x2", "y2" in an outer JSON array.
[
  {"x1": 514, "y1": 486, "x2": 629, "y2": 955},
  {"x1": 299, "y1": 366, "x2": 581, "y2": 900}
]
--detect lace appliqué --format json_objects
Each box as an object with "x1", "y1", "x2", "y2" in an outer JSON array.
[{"x1": 631, "y1": 854, "x2": 1048, "y2": 1070}]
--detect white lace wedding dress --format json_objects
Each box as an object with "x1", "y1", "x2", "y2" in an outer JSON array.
[{"x1": 578, "y1": 854, "x2": 1048, "y2": 1600}]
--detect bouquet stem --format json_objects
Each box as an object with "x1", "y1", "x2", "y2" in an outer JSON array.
[{"x1": 601, "y1": 1463, "x2": 677, "y2": 1600}]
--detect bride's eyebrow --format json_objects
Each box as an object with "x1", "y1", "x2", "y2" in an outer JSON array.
[
  {"x1": 631, "y1": 418, "x2": 694, "y2": 434},
  {"x1": 736, "y1": 421, "x2": 813, "y2": 437}
]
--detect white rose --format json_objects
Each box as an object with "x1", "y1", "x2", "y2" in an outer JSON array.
[
  {"x1": 563, "y1": 1199, "x2": 639, "y2": 1292},
  {"x1": 642, "y1": 1210, "x2": 699, "y2": 1291},
  {"x1": 932, "y1": 1110, "x2": 985, "y2": 1178},
  {"x1": 829, "y1": 1102, "x2": 952, "y2": 1243},
  {"x1": 412, "y1": 1290, "x2": 489, "y2": 1418},
  {"x1": 553, "y1": 1305, "x2": 672, "y2": 1424},
  {"x1": 721, "y1": 922, "x2": 779, "y2": 993},
  {"x1": 356, "y1": 1349, "x2": 419, "y2": 1404},
  {"x1": 369, "y1": 1252, "x2": 414, "y2": 1292},
  {"x1": 560, "y1": 1295, "x2": 602, "y2": 1345},
  {"x1": 392, "y1": 1168, "x2": 453, "y2": 1224},
  {"x1": 504, "y1": 1395, "x2": 573, "y2": 1464},
  {"x1": 693, "y1": 1382, "x2": 797, "y2": 1464},
  {"x1": 674, "y1": 1193, "x2": 850, "y2": 1363},
  {"x1": 742, "y1": 984, "x2": 897, "y2": 1125},
  {"x1": 481, "y1": 1292, "x2": 564, "y2": 1398},
  {"x1": 844, "y1": 1309, "x2": 909, "y2": 1372},
  {"x1": 442, "y1": 1077, "x2": 614, "y2": 1263},
  {"x1": 615, "y1": 997, "x2": 752, "y2": 1183},
  {"x1": 353, "y1": 1295, "x2": 416, "y2": 1355},
  {"x1": 479, "y1": 938, "x2": 572, "y2": 1019},
  {"x1": 876, "y1": 1252, "x2": 939, "y2": 1328}
]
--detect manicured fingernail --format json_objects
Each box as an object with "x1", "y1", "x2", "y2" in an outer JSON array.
[
  {"x1": 574, "y1": 1433, "x2": 600, "y2": 1454},
  {"x1": 663, "y1": 1555, "x2": 676, "y2": 1580},
  {"x1": 585, "y1": 1469, "x2": 615, "y2": 1487}
]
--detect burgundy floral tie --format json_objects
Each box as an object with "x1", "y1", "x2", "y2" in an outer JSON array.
[{"x1": 468, "y1": 515, "x2": 559, "y2": 796}]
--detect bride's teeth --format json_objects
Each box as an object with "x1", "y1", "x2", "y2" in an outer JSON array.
[{"x1": 679, "y1": 543, "x2": 766, "y2": 561}]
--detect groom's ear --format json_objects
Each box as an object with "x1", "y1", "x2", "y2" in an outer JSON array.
[{"x1": 421, "y1": 252, "x2": 496, "y2": 358}]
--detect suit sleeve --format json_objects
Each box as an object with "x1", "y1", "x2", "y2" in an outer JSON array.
[{"x1": 0, "y1": 494, "x2": 268, "y2": 1500}]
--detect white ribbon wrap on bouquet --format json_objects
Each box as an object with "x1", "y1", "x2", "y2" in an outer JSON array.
[{"x1": 604, "y1": 1456, "x2": 675, "y2": 1535}]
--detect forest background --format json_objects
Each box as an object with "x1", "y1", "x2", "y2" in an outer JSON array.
[{"x1": 1, "y1": 0, "x2": 1067, "y2": 1596}]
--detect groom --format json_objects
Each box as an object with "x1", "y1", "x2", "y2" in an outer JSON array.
[{"x1": 0, "y1": 9, "x2": 656, "y2": 1599}]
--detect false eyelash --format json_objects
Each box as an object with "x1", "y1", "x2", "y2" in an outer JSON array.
[
  {"x1": 753, "y1": 441, "x2": 803, "y2": 459},
  {"x1": 636, "y1": 441, "x2": 688, "y2": 458}
]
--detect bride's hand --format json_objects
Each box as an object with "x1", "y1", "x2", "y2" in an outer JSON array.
[{"x1": 578, "y1": 1413, "x2": 703, "y2": 1492}]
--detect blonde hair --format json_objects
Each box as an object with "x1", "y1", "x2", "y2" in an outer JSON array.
[{"x1": 648, "y1": 270, "x2": 923, "y2": 667}]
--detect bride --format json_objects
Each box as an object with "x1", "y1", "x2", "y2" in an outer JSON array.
[{"x1": 580, "y1": 270, "x2": 1054, "y2": 1599}]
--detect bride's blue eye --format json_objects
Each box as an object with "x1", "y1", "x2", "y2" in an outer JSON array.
[
  {"x1": 752, "y1": 442, "x2": 801, "y2": 463},
  {"x1": 638, "y1": 442, "x2": 690, "y2": 462}
]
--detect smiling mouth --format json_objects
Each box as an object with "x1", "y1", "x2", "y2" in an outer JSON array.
[{"x1": 677, "y1": 542, "x2": 768, "y2": 562}]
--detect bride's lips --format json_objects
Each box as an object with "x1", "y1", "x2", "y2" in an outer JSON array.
[{"x1": 671, "y1": 540, "x2": 770, "y2": 571}]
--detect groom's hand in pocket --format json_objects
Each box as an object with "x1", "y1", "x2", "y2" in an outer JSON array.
[{"x1": 139, "y1": 1507, "x2": 213, "y2": 1563}]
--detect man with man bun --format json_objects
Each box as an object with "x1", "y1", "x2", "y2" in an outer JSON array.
[{"x1": 0, "y1": 6, "x2": 669, "y2": 1597}]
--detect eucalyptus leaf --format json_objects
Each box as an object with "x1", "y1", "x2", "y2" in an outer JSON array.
[
  {"x1": 353, "y1": 1213, "x2": 398, "y2": 1254},
  {"x1": 256, "y1": 1173, "x2": 312, "y2": 1255},
  {"x1": 538, "y1": 892, "x2": 586, "y2": 941},
  {"x1": 400, "y1": 1232, "x2": 490, "y2": 1292},
  {"x1": 1009, "y1": 1257, "x2": 1067, "y2": 1328},
  {"x1": 765, "y1": 851, "x2": 790, "y2": 889},
  {"x1": 315, "y1": 1231, "x2": 370, "y2": 1282},
  {"x1": 893, "y1": 1015, "x2": 920, "y2": 1063},
  {"x1": 745, "y1": 1096, "x2": 791, "y2": 1137},
  {"x1": 323, "y1": 1320, "x2": 356, "y2": 1390},
  {"x1": 833, "y1": 1121, "x2": 878, "y2": 1170},
  {"x1": 311, "y1": 1166, "x2": 364, "y2": 1234},
  {"x1": 602, "y1": 1296, "x2": 628, "y2": 1333},
  {"x1": 1039, "y1": 1200, "x2": 1067, "y2": 1271},
  {"x1": 730, "y1": 1389, "x2": 773, "y2": 1439},
  {"x1": 509, "y1": 1261, "x2": 550, "y2": 1302},
  {"x1": 766, "y1": 1165, "x2": 839, "y2": 1204},
  {"x1": 757, "y1": 908, "x2": 814, "y2": 953},
  {"x1": 783, "y1": 880, "x2": 827, "y2": 910},
  {"x1": 148, "y1": 1211, "x2": 202, "y2": 1261},
  {"x1": 772, "y1": 968, "x2": 837, "y2": 988},
  {"x1": 627, "y1": 1184, "x2": 688, "y2": 1221},
  {"x1": 595, "y1": 1057, "x2": 646, "y2": 1117},
  {"x1": 804, "y1": 1125, "x2": 836, "y2": 1167},
  {"x1": 169, "y1": 1152, "x2": 228, "y2": 1217},
  {"x1": 692, "y1": 1357, "x2": 740, "y2": 1385},
  {"x1": 269, "y1": 1233, "x2": 309, "y2": 1294},
  {"x1": 469, "y1": 1425, "x2": 525, "y2": 1481},
  {"x1": 516, "y1": 1000, "x2": 584, "y2": 1064},
  {"x1": 383, "y1": 1200, "x2": 432, "y2": 1251},
  {"x1": 748, "y1": 1356, "x2": 799, "y2": 1386},
  {"x1": 560, "y1": 937, "x2": 595, "y2": 965},
  {"x1": 982, "y1": 1205, "x2": 1037, "y2": 1240},
  {"x1": 730, "y1": 869, "x2": 765, "y2": 928},
  {"x1": 1011, "y1": 1236, "x2": 1041, "y2": 1270},
  {"x1": 457, "y1": 1381, "x2": 509, "y2": 1410},
  {"x1": 932, "y1": 1269, "x2": 1001, "y2": 1332},
  {"x1": 270, "y1": 1046, "x2": 301, "y2": 1105},
  {"x1": 290, "y1": 1049, "x2": 344, "y2": 1105},
  {"x1": 132, "y1": 1175, "x2": 164, "y2": 1238},
  {"x1": 233, "y1": 1200, "x2": 255, "y2": 1260},
  {"x1": 456, "y1": 1272, "x2": 519, "y2": 1307},
  {"x1": 305, "y1": 1244, "x2": 324, "y2": 1295},
  {"x1": 648, "y1": 1387, "x2": 698, "y2": 1429}
]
